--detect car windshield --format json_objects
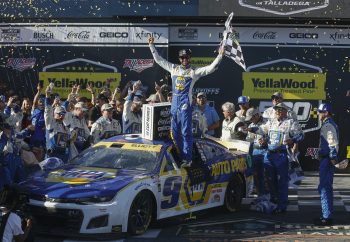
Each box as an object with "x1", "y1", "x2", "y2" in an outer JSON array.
[{"x1": 69, "y1": 145, "x2": 159, "y2": 172}]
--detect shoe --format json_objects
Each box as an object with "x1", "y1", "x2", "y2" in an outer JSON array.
[
  {"x1": 181, "y1": 160, "x2": 192, "y2": 168},
  {"x1": 313, "y1": 217, "x2": 333, "y2": 226}
]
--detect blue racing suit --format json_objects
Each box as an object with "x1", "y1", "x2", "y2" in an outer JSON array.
[
  {"x1": 318, "y1": 117, "x2": 339, "y2": 219},
  {"x1": 149, "y1": 44, "x2": 222, "y2": 161},
  {"x1": 246, "y1": 118, "x2": 267, "y2": 196},
  {"x1": 257, "y1": 117, "x2": 304, "y2": 210}
]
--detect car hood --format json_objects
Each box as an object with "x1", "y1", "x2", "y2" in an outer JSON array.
[{"x1": 21, "y1": 166, "x2": 150, "y2": 200}]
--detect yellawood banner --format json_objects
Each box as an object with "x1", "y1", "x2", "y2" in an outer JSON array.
[
  {"x1": 39, "y1": 72, "x2": 121, "y2": 98},
  {"x1": 242, "y1": 72, "x2": 326, "y2": 100}
]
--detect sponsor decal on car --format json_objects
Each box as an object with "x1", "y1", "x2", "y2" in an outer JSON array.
[
  {"x1": 46, "y1": 168, "x2": 117, "y2": 184},
  {"x1": 123, "y1": 59, "x2": 154, "y2": 73},
  {"x1": 121, "y1": 143, "x2": 162, "y2": 152}
]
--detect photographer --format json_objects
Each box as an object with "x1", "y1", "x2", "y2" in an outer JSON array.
[{"x1": 0, "y1": 186, "x2": 32, "y2": 242}]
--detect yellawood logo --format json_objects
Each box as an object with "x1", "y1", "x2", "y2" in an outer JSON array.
[{"x1": 242, "y1": 59, "x2": 326, "y2": 100}]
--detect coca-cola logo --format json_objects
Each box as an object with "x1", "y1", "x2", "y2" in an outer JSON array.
[
  {"x1": 66, "y1": 31, "x2": 90, "y2": 40},
  {"x1": 253, "y1": 31, "x2": 277, "y2": 39}
]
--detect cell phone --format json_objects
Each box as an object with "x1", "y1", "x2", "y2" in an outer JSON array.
[{"x1": 39, "y1": 80, "x2": 44, "y2": 88}]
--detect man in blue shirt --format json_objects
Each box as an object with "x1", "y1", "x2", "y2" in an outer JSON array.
[
  {"x1": 314, "y1": 103, "x2": 339, "y2": 226},
  {"x1": 196, "y1": 92, "x2": 220, "y2": 136}
]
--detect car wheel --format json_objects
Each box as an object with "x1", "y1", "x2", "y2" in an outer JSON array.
[
  {"x1": 128, "y1": 191, "x2": 153, "y2": 235},
  {"x1": 224, "y1": 174, "x2": 243, "y2": 212}
]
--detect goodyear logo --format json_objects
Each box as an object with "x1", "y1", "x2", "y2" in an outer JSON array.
[{"x1": 211, "y1": 158, "x2": 246, "y2": 176}]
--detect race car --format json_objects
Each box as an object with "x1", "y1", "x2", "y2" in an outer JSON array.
[{"x1": 20, "y1": 134, "x2": 250, "y2": 238}]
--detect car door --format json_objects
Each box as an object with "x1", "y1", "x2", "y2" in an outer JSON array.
[{"x1": 158, "y1": 146, "x2": 186, "y2": 219}]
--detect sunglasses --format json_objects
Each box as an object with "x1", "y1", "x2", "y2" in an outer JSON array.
[
  {"x1": 58, "y1": 112, "x2": 66, "y2": 116},
  {"x1": 179, "y1": 56, "x2": 189, "y2": 60}
]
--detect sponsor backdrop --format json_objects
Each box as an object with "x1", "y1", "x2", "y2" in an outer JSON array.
[
  {"x1": 199, "y1": 0, "x2": 350, "y2": 18},
  {"x1": 0, "y1": 23, "x2": 349, "y2": 171}
]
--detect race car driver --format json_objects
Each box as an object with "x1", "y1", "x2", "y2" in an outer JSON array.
[
  {"x1": 148, "y1": 36, "x2": 224, "y2": 167},
  {"x1": 313, "y1": 103, "x2": 339, "y2": 226}
]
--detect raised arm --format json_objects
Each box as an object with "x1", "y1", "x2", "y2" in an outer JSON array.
[
  {"x1": 148, "y1": 37, "x2": 173, "y2": 73},
  {"x1": 193, "y1": 47, "x2": 224, "y2": 77}
]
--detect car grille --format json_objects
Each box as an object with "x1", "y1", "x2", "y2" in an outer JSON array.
[{"x1": 28, "y1": 204, "x2": 84, "y2": 233}]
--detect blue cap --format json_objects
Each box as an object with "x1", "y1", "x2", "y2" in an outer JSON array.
[
  {"x1": 238, "y1": 96, "x2": 249, "y2": 104},
  {"x1": 318, "y1": 103, "x2": 332, "y2": 113}
]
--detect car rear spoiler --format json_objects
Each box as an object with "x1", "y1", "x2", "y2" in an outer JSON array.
[{"x1": 206, "y1": 136, "x2": 251, "y2": 153}]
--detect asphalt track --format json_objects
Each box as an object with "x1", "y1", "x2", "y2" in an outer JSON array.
[{"x1": 35, "y1": 172, "x2": 350, "y2": 242}]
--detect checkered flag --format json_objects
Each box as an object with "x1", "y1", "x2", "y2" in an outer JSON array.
[{"x1": 221, "y1": 12, "x2": 246, "y2": 71}]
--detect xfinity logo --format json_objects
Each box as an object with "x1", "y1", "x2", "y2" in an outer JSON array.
[
  {"x1": 253, "y1": 31, "x2": 276, "y2": 39},
  {"x1": 33, "y1": 31, "x2": 54, "y2": 41},
  {"x1": 66, "y1": 31, "x2": 90, "y2": 40},
  {"x1": 330, "y1": 32, "x2": 350, "y2": 41},
  {"x1": 135, "y1": 31, "x2": 162, "y2": 40},
  {"x1": 99, "y1": 32, "x2": 128, "y2": 38},
  {"x1": 289, "y1": 33, "x2": 318, "y2": 39},
  {"x1": 239, "y1": 0, "x2": 329, "y2": 15}
]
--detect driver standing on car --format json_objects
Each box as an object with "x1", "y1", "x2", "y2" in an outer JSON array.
[
  {"x1": 91, "y1": 103, "x2": 121, "y2": 144},
  {"x1": 148, "y1": 36, "x2": 224, "y2": 167}
]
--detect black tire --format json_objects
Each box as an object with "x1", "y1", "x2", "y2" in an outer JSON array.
[
  {"x1": 224, "y1": 174, "x2": 243, "y2": 212},
  {"x1": 127, "y1": 191, "x2": 153, "y2": 235}
]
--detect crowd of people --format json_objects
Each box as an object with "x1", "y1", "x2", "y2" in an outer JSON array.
[{"x1": 0, "y1": 38, "x2": 340, "y2": 232}]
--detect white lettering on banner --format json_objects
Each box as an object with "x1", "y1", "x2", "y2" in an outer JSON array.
[
  {"x1": 239, "y1": 0, "x2": 329, "y2": 15},
  {"x1": 259, "y1": 101, "x2": 311, "y2": 123},
  {"x1": 289, "y1": 33, "x2": 318, "y2": 39},
  {"x1": 194, "y1": 88, "x2": 220, "y2": 95}
]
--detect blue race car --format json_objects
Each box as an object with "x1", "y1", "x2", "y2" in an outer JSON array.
[{"x1": 20, "y1": 134, "x2": 250, "y2": 238}]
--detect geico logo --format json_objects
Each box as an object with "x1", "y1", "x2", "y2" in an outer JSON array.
[
  {"x1": 211, "y1": 158, "x2": 246, "y2": 176},
  {"x1": 99, "y1": 32, "x2": 128, "y2": 38},
  {"x1": 252, "y1": 78, "x2": 316, "y2": 89},
  {"x1": 289, "y1": 33, "x2": 318, "y2": 39}
]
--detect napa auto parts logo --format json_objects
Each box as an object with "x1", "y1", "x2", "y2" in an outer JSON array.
[
  {"x1": 123, "y1": 59, "x2": 154, "y2": 73},
  {"x1": 242, "y1": 59, "x2": 325, "y2": 133},
  {"x1": 6, "y1": 58, "x2": 36, "y2": 71},
  {"x1": 239, "y1": 0, "x2": 329, "y2": 15}
]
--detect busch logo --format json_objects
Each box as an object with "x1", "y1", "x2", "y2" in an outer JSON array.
[
  {"x1": 6, "y1": 58, "x2": 36, "y2": 72},
  {"x1": 253, "y1": 31, "x2": 277, "y2": 39},
  {"x1": 305, "y1": 147, "x2": 319, "y2": 159},
  {"x1": 123, "y1": 59, "x2": 154, "y2": 73},
  {"x1": 33, "y1": 31, "x2": 54, "y2": 41},
  {"x1": 66, "y1": 31, "x2": 90, "y2": 40}
]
